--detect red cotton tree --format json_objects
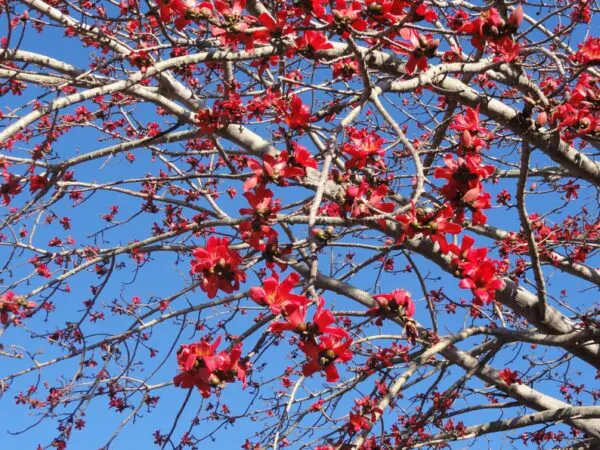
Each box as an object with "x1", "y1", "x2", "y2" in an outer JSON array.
[{"x1": 0, "y1": 0, "x2": 599, "y2": 449}]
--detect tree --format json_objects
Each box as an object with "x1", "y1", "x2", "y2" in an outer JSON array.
[{"x1": 0, "y1": 0, "x2": 599, "y2": 448}]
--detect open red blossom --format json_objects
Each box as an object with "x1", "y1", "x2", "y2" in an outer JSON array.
[
  {"x1": 571, "y1": 37, "x2": 600, "y2": 65},
  {"x1": 255, "y1": 12, "x2": 295, "y2": 41},
  {"x1": 393, "y1": 29, "x2": 439, "y2": 74},
  {"x1": 343, "y1": 128, "x2": 386, "y2": 169},
  {"x1": 362, "y1": 0, "x2": 404, "y2": 20},
  {"x1": 396, "y1": 204, "x2": 462, "y2": 254},
  {"x1": 498, "y1": 368, "x2": 521, "y2": 385},
  {"x1": 280, "y1": 95, "x2": 313, "y2": 130},
  {"x1": 269, "y1": 296, "x2": 347, "y2": 336},
  {"x1": 157, "y1": 0, "x2": 199, "y2": 30},
  {"x1": 434, "y1": 153, "x2": 494, "y2": 225},
  {"x1": 298, "y1": 334, "x2": 353, "y2": 382},
  {"x1": 369, "y1": 289, "x2": 415, "y2": 319},
  {"x1": 239, "y1": 185, "x2": 280, "y2": 250},
  {"x1": 344, "y1": 182, "x2": 395, "y2": 225},
  {"x1": 450, "y1": 106, "x2": 490, "y2": 154},
  {"x1": 326, "y1": 1, "x2": 367, "y2": 37},
  {"x1": 295, "y1": 30, "x2": 333, "y2": 53},
  {"x1": 492, "y1": 36, "x2": 521, "y2": 62},
  {"x1": 191, "y1": 237, "x2": 246, "y2": 298},
  {"x1": 454, "y1": 6, "x2": 522, "y2": 51},
  {"x1": 249, "y1": 271, "x2": 304, "y2": 314},
  {"x1": 0, "y1": 291, "x2": 36, "y2": 325},
  {"x1": 347, "y1": 412, "x2": 371, "y2": 433},
  {"x1": 174, "y1": 336, "x2": 248, "y2": 397},
  {"x1": 450, "y1": 236, "x2": 506, "y2": 305},
  {"x1": 244, "y1": 144, "x2": 316, "y2": 191},
  {"x1": 1, "y1": 170, "x2": 23, "y2": 205},
  {"x1": 332, "y1": 57, "x2": 359, "y2": 80}
]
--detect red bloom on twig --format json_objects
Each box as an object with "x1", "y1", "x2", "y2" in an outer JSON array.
[
  {"x1": 370, "y1": 289, "x2": 415, "y2": 318},
  {"x1": 244, "y1": 145, "x2": 316, "y2": 191},
  {"x1": 0, "y1": 291, "x2": 36, "y2": 325},
  {"x1": 498, "y1": 368, "x2": 521, "y2": 385},
  {"x1": 174, "y1": 336, "x2": 248, "y2": 396},
  {"x1": 299, "y1": 334, "x2": 353, "y2": 382},
  {"x1": 450, "y1": 236, "x2": 506, "y2": 305},
  {"x1": 191, "y1": 237, "x2": 246, "y2": 298},
  {"x1": 393, "y1": 29, "x2": 439, "y2": 75},
  {"x1": 295, "y1": 30, "x2": 333, "y2": 53},
  {"x1": 249, "y1": 271, "x2": 303, "y2": 314},
  {"x1": 239, "y1": 185, "x2": 280, "y2": 250}
]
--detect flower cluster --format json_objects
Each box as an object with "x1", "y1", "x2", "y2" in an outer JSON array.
[
  {"x1": 156, "y1": 0, "x2": 205, "y2": 30},
  {"x1": 570, "y1": 37, "x2": 600, "y2": 66},
  {"x1": 396, "y1": 203, "x2": 462, "y2": 254},
  {"x1": 251, "y1": 274, "x2": 353, "y2": 382},
  {"x1": 173, "y1": 336, "x2": 248, "y2": 397},
  {"x1": 239, "y1": 185, "x2": 280, "y2": 251},
  {"x1": 243, "y1": 144, "x2": 317, "y2": 191},
  {"x1": 393, "y1": 29, "x2": 439, "y2": 74},
  {"x1": 195, "y1": 86, "x2": 246, "y2": 133},
  {"x1": 0, "y1": 291, "x2": 36, "y2": 326},
  {"x1": 450, "y1": 105, "x2": 490, "y2": 154},
  {"x1": 550, "y1": 73, "x2": 599, "y2": 140},
  {"x1": 242, "y1": 142, "x2": 315, "y2": 263},
  {"x1": 368, "y1": 290, "x2": 417, "y2": 340},
  {"x1": 190, "y1": 236, "x2": 247, "y2": 298},
  {"x1": 451, "y1": 7, "x2": 523, "y2": 62},
  {"x1": 434, "y1": 153, "x2": 495, "y2": 225},
  {"x1": 342, "y1": 128, "x2": 386, "y2": 170},
  {"x1": 450, "y1": 236, "x2": 506, "y2": 306},
  {"x1": 369, "y1": 289, "x2": 415, "y2": 320},
  {"x1": 1, "y1": 162, "x2": 22, "y2": 206}
]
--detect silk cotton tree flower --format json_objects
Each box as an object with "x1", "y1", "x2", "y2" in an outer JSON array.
[{"x1": 191, "y1": 237, "x2": 247, "y2": 298}]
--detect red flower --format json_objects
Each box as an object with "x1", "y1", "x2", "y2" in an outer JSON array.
[
  {"x1": 498, "y1": 368, "x2": 520, "y2": 385},
  {"x1": 295, "y1": 30, "x2": 333, "y2": 53},
  {"x1": 174, "y1": 336, "x2": 248, "y2": 397},
  {"x1": 571, "y1": 37, "x2": 600, "y2": 65},
  {"x1": 298, "y1": 334, "x2": 353, "y2": 382},
  {"x1": 269, "y1": 297, "x2": 348, "y2": 338},
  {"x1": 157, "y1": 0, "x2": 199, "y2": 30},
  {"x1": 0, "y1": 291, "x2": 36, "y2": 325},
  {"x1": 244, "y1": 144, "x2": 316, "y2": 191},
  {"x1": 492, "y1": 36, "x2": 520, "y2": 62},
  {"x1": 343, "y1": 129, "x2": 386, "y2": 169},
  {"x1": 450, "y1": 106, "x2": 490, "y2": 153},
  {"x1": 239, "y1": 185, "x2": 280, "y2": 250},
  {"x1": 249, "y1": 271, "x2": 303, "y2": 314},
  {"x1": 281, "y1": 95, "x2": 313, "y2": 130},
  {"x1": 255, "y1": 12, "x2": 295, "y2": 41},
  {"x1": 393, "y1": 29, "x2": 439, "y2": 75},
  {"x1": 332, "y1": 58, "x2": 359, "y2": 80},
  {"x1": 1, "y1": 171, "x2": 22, "y2": 205},
  {"x1": 191, "y1": 237, "x2": 246, "y2": 298},
  {"x1": 451, "y1": 105, "x2": 487, "y2": 135},
  {"x1": 327, "y1": 1, "x2": 367, "y2": 36},
  {"x1": 370, "y1": 289, "x2": 415, "y2": 318},
  {"x1": 344, "y1": 182, "x2": 395, "y2": 224},
  {"x1": 450, "y1": 236, "x2": 506, "y2": 305},
  {"x1": 396, "y1": 204, "x2": 462, "y2": 254},
  {"x1": 174, "y1": 336, "x2": 222, "y2": 397},
  {"x1": 434, "y1": 153, "x2": 494, "y2": 225}
]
